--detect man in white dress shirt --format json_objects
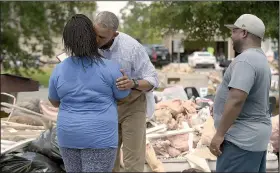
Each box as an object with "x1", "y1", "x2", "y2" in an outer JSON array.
[{"x1": 93, "y1": 11, "x2": 159, "y2": 172}]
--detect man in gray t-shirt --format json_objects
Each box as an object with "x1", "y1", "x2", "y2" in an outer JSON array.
[{"x1": 210, "y1": 14, "x2": 272, "y2": 172}]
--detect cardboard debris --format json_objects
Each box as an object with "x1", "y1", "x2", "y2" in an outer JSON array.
[{"x1": 191, "y1": 147, "x2": 216, "y2": 161}]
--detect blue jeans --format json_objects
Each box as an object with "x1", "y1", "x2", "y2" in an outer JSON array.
[{"x1": 216, "y1": 140, "x2": 267, "y2": 172}]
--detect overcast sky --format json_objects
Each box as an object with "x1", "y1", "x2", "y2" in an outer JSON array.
[{"x1": 96, "y1": 1, "x2": 152, "y2": 19}]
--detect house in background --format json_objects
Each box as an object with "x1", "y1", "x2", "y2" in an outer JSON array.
[{"x1": 162, "y1": 32, "x2": 278, "y2": 61}]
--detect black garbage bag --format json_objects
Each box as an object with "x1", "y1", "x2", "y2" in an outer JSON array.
[
  {"x1": 60, "y1": 164, "x2": 66, "y2": 172},
  {"x1": 26, "y1": 126, "x2": 62, "y2": 163},
  {"x1": 0, "y1": 152, "x2": 65, "y2": 173}
]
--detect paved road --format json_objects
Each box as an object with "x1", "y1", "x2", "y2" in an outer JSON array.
[
  {"x1": 19, "y1": 65, "x2": 277, "y2": 103},
  {"x1": 17, "y1": 66, "x2": 220, "y2": 103},
  {"x1": 17, "y1": 87, "x2": 49, "y2": 103}
]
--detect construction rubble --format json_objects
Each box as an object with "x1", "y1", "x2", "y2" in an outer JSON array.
[
  {"x1": 157, "y1": 63, "x2": 222, "y2": 98},
  {"x1": 1, "y1": 60, "x2": 279, "y2": 171},
  {"x1": 146, "y1": 85, "x2": 278, "y2": 172},
  {"x1": 1, "y1": 84, "x2": 279, "y2": 172}
]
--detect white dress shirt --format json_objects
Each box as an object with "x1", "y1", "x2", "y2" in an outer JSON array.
[{"x1": 99, "y1": 32, "x2": 159, "y2": 118}]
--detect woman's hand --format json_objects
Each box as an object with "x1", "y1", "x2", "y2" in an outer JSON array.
[{"x1": 116, "y1": 69, "x2": 134, "y2": 90}]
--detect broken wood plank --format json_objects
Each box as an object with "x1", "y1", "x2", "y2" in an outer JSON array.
[
  {"x1": 146, "y1": 124, "x2": 167, "y2": 134},
  {"x1": 1, "y1": 140, "x2": 17, "y2": 145},
  {"x1": 40, "y1": 101, "x2": 58, "y2": 120},
  {"x1": 120, "y1": 147, "x2": 124, "y2": 169},
  {"x1": 1, "y1": 123, "x2": 45, "y2": 130},
  {"x1": 1, "y1": 102, "x2": 56, "y2": 123},
  {"x1": 1, "y1": 138, "x2": 36, "y2": 155},
  {"x1": 1, "y1": 135, "x2": 40, "y2": 141},
  {"x1": 185, "y1": 153, "x2": 211, "y2": 172},
  {"x1": 1, "y1": 130, "x2": 43, "y2": 136},
  {"x1": 145, "y1": 140, "x2": 165, "y2": 172},
  {"x1": 147, "y1": 128, "x2": 194, "y2": 139},
  {"x1": 1, "y1": 120, "x2": 46, "y2": 128}
]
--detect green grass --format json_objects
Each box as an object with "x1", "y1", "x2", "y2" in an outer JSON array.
[
  {"x1": 1, "y1": 65, "x2": 54, "y2": 87},
  {"x1": 29, "y1": 66, "x2": 53, "y2": 87}
]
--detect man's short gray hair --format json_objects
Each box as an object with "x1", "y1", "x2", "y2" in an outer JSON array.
[{"x1": 94, "y1": 11, "x2": 119, "y2": 31}]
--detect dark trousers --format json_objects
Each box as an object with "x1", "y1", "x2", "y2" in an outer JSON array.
[{"x1": 216, "y1": 140, "x2": 267, "y2": 172}]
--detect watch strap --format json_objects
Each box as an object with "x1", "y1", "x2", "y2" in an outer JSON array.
[{"x1": 132, "y1": 79, "x2": 139, "y2": 89}]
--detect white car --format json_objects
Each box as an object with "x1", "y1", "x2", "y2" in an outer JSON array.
[{"x1": 188, "y1": 51, "x2": 217, "y2": 68}]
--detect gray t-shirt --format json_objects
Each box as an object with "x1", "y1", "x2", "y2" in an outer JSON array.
[{"x1": 213, "y1": 48, "x2": 272, "y2": 151}]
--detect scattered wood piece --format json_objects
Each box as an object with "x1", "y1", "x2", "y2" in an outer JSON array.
[
  {"x1": 1, "y1": 123, "x2": 45, "y2": 130},
  {"x1": 191, "y1": 147, "x2": 216, "y2": 160},
  {"x1": 1, "y1": 140, "x2": 17, "y2": 145},
  {"x1": 1, "y1": 102, "x2": 54, "y2": 129},
  {"x1": 185, "y1": 153, "x2": 211, "y2": 172},
  {"x1": 120, "y1": 147, "x2": 124, "y2": 169},
  {"x1": 1, "y1": 129, "x2": 43, "y2": 136},
  {"x1": 1, "y1": 135, "x2": 40, "y2": 141},
  {"x1": 1, "y1": 138, "x2": 36, "y2": 155},
  {"x1": 145, "y1": 140, "x2": 165, "y2": 172},
  {"x1": 147, "y1": 128, "x2": 194, "y2": 139},
  {"x1": 147, "y1": 124, "x2": 167, "y2": 134}
]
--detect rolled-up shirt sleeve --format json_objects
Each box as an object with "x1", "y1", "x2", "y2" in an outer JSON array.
[{"x1": 132, "y1": 46, "x2": 159, "y2": 89}]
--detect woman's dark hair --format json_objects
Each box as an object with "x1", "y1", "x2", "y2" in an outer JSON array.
[{"x1": 63, "y1": 14, "x2": 102, "y2": 66}]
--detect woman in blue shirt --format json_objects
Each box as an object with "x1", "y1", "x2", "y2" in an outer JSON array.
[{"x1": 48, "y1": 14, "x2": 130, "y2": 172}]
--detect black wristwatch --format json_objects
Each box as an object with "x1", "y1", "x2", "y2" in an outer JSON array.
[{"x1": 132, "y1": 79, "x2": 139, "y2": 89}]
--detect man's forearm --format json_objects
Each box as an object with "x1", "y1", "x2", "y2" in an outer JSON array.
[
  {"x1": 136, "y1": 80, "x2": 154, "y2": 91},
  {"x1": 216, "y1": 98, "x2": 245, "y2": 136}
]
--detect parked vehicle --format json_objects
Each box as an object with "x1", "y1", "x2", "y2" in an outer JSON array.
[
  {"x1": 143, "y1": 44, "x2": 171, "y2": 67},
  {"x1": 188, "y1": 51, "x2": 217, "y2": 68}
]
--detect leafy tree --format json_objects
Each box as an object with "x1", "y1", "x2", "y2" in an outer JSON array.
[
  {"x1": 119, "y1": 2, "x2": 162, "y2": 44},
  {"x1": 0, "y1": 1, "x2": 97, "y2": 75},
  {"x1": 149, "y1": 1, "x2": 279, "y2": 41}
]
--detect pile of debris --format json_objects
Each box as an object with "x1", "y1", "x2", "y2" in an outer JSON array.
[
  {"x1": 156, "y1": 63, "x2": 195, "y2": 88},
  {"x1": 271, "y1": 115, "x2": 279, "y2": 153},
  {"x1": 150, "y1": 99, "x2": 211, "y2": 158},
  {"x1": 144, "y1": 93, "x2": 218, "y2": 172},
  {"x1": 206, "y1": 72, "x2": 222, "y2": 95},
  {"x1": 269, "y1": 60, "x2": 279, "y2": 75},
  {"x1": 160, "y1": 63, "x2": 194, "y2": 74},
  {"x1": 147, "y1": 97, "x2": 212, "y2": 156},
  {"x1": 146, "y1": 87, "x2": 279, "y2": 171},
  {"x1": 1, "y1": 94, "x2": 278, "y2": 172},
  {"x1": 1, "y1": 98, "x2": 64, "y2": 172},
  {"x1": 1, "y1": 126, "x2": 65, "y2": 173},
  {"x1": 1, "y1": 99, "x2": 54, "y2": 144},
  {"x1": 1, "y1": 121, "x2": 45, "y2": 143}
]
